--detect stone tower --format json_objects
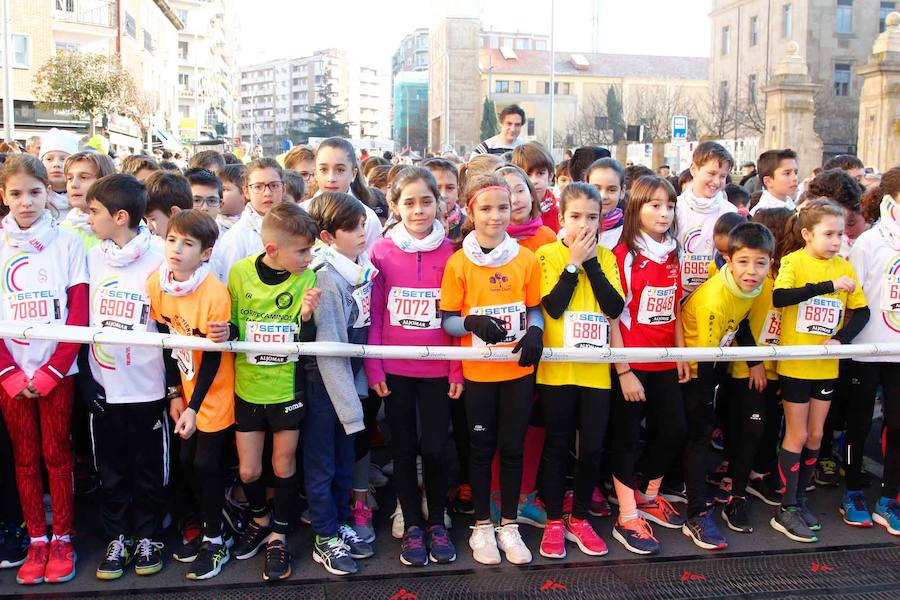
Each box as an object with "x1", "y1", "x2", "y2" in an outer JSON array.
[{"x1": 857, "y1": 12, "x2": 900, "y2": 172}]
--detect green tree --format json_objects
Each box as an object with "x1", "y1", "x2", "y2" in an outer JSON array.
[
  {"x1": 606, "y1": 86, "x2": 625, "y2": 143},
  {"x1": 480, "y1": 97, "x2": 499, "y2": 141},
  {"x1": 33, "y1": 51, "x2": 131, "y2": 136},
  {"x1": 302, "y1": 69, "x2": 350, "y2": 140}
]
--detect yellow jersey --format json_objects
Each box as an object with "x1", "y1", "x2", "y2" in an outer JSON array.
[{"x1": 729, "y1": 273, "x2": 780, "y2": 380}]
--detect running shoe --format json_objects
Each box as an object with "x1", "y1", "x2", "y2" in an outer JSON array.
[
  {"x1": 771, "y1": 506, "x2": 817, "y2": 542},
  {"x1": 682, "y1": 512, "x2": 728, "y2": 550},
  {"x1": 173, "y1": 535, "x2": 202, "y2": 563},
  {"x1": 589, "y1": 488, "x2": 613, "y2": 517},
  {"x1": 797, "y1": 497, "x2": 822, "y2": 531},
  {"x1": 564, "y1": 516, "x2": 608, "y2": 556},
  {"x1": 399, "y1": 526, "x2": 428, "y2": 567},
  {"x1": 746, "y1": 475, "x2": 781, "y2": 506},
  {"x1": 44, "y1": 537, "x2": 76, "y2": 583},
  {"x1": 840, "y1": 491, "x2": 873, "y2": 527},
  {"x1": 350, "y1": 500, "x2": 376, "y2": 543},
  {"x1": 496, "y1": 523, "x2": 532, "y2": 564},
  {"x1": 186, "y1": 540, "x2": 229, "y2": 580},
  {"x1": 660, "y1": 482, "x2": 688, "y2": 504},
  {"x1": 313, "y1": 535, "x2": 357, "y2": 576},
  {"x1": 426, "y1": 525, "x2": 456, "y2": 563},
  {"x1": 262, "y1": 540, "x2": 291, "y2": 581},
  {"x1": 134, "y1": 538, "x2": 163, "y2": 576},
  {"x1": 637, "y1": 495, "x2": 685, "y2": 529},
  {"x1": 706, "y1": 460, "x2": 729, "y2": 485},
  {"x1": 539, "y1": 519, "x2": 566, "y2": 559},
  {"x1": 0, "y1": 523, "x2": 28, "y2": 569},
  {"x1": 517, "y1": 491, "x2": 547, "y2": 528},
  {"x1": 469, "y1": 523, "x2": 500, "y2": 565},
  {"x1": 338, "y1": 524, "x2": 374, "y2": 559},
  {"x1": 232, "y1": 520, "x2": 271, "y2": 560},
  {"x1": 722, "y1": 496, "x2": 753, "y2": 533},
  {"x1": 873, "y1": 497, "x2": 900, "y2": 536},
  {"x1": 96, "y1": 536, "x2": 133, "y2": 580},
  {"x1": 16, "y1": 541, "x2": 49, "y2": 585},
  {"x1": 612, "y1": 516, "x2": 659, "y2": 555},
  {"x1": 714, "y1": 477, "x2": 733, "y2": 505},
  {"x1": 449, "y1": 484, "x2": 475, "y2": 515},
  {"x1": 814, "y1": 458, "x2": 840, "y2": 487}
]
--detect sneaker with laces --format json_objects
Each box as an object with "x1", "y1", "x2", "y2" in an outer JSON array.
[
  {"x1": 746, "y1": 475, "x2": 781, "y2": 506},
  {"x1": 350, "y1": 500, "x2": 376, "y2": 543},
  {"x1": 564, "y1": 515, "x2": 608, "y2": 556},
  {"x1": 180, "y1": 514, "x2": 202, "y2": 547},
  {"x1": 186, "y1": 540, "x2": 229, "y2": 580},
  {"x1": 399, "y1": 526, "x2": 428, "y2": 567},
  {"x1": 16, "y1": 541, "x2": 49, "y2": 585},
  {"x1": 840, "y1": 491, "x2": 873, "y2": 527},
  {"x1": 636, "y1": 495, "x2": 685, "y2": 529},
  {"x1": 263, "y1": 540, "x2": 291, "y2": 581},
  {"x1": 496, "y1": 523, "x2": 532, "y2": 564},
  {"x1": 0, "y1": 523, "x2": 28, "y2": 569},
  {"x1": 468, "y1": 523, "x2": 500, "y2": 565},
  {"x1": 173, "y1": 535, "x2": 202, "y2": 563},
  {"x1": 44, "y1": 537, "x2": 76, "y2": 583},
  {"x1": 814, "y1": 458, "x2": 840, "y2": 487},
  {"x1": 338, "y1": 523, "x2": 374, "y2": 559},
  {"x1": 722, "y1": 496, "x2": 753, "y2": 533},
  {"x1": 797, "y1": 497, "x2": 822, "y2": 531},
  {"x1": 589, "y1": 488, "x2": 612, "y2": 517},
  {"x1": 390, "y1": 501, "x2": 405, "y2": 539},
  {"x1": 96, "y1": 536, "x2": 133, "y2": 580},
  {"x1": 312, "y1": 535, "x2": 357, "y2": 576},
  {"x1": 682, "y1": 512, "x2": 728, "y2": 550},
  {"x1": 449, "y1": 484, "x2": 475, "y2": 515},
  {"x1": 232, "y1": 520, "x2": 272, "y2": 560},
  {"x1": 539, "y1": 519, "x2": 566, "y2": 559},
  {"x1": 771, "y1": 506, "x2": 817, "y2": 542},
  {"x1": 612, "y1": 516, "x2": 659, "y2": 555},
  {"x1": 426, "y1": 525, "x2": 456, "y2": 564},
  {"x1": 516, "y1": 491, "x2": 547, "y2": 528},
  {"x1": 873, "y1": 497, "x2": 900, "y2": 536},
  {"x1": 134, "y1": 538, "x2": 163, "y2": 576},
  {"x1": 714, "y1": 477, "x2": 733, "y2": 504}
]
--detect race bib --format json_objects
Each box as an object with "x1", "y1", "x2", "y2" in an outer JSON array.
[
  {"x1": 719, "y1": 328, "x2": 737, "y2": 348},
  {"x1": 563, "y1": 311, "x2": 608, "y2": 348},
  {"x1": 352, "y1": 283, "x2": 372, "y2": 329},
  {"x1": 4, "y1": 289, "x2": 60, "y2": 324},
  {"x1": 881, "y1": 274, "x2": 900, "y2": 312},
  {"x1": 174, "y1": 347, "x2": 195, "y2": 381},
  {"x1": 245, "y1": 321, "x2": 298, "y2": 365},
  {"x1": 796, "y1": 296, "x2": 843, "y2": 336},
  {"x1": 96, "y1": 287, "x2": 148, "y2": 331},
  {"x1": 757, "y1": 309, "x2": 782, "y2": 345},
  {"x1": 468, "y1": 301, "x2": 526, "y2": 347},
  {"x1": 637, "y1": 285, "x2": 677, "y2": 325},
  {"x1": 388, "y1": 287, "x2": 441, "y2": 330},
  {"x1": 681, "y1": 254, "x2": 712, "y2": 290}
]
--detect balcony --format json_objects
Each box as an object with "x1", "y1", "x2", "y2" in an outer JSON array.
[{"x1": 53, "y1": 0, "x2": 116, "y2": 28}]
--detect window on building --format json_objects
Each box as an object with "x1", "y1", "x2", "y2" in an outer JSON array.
[
  {"x1": 783, "y1": 3, "x2": 793, "y2": 37},
  {"x1": 178, "y1": 41, "x2": 188, "y2": 60},
  {"x1": 836, "y1": 0, "x2": 853, "y2": 33},
  {"x1": 880, "y1": 1, "x2": 895, "y2": 32},
  {"x1": 512, "y1": 81, "x2": 521, "y2": 94},
  {"x1": 514, "y1": 38, "x2": 526, "y2": 50},
  {"x1": 179, "y1": 73, "x2": 190, "y2": 86},
  {"x1": 176, "y1": 8, "x2": 187, "y2": 25},
  {"x1": 594, "y1": 116, "x2": 609, "y2": 130},
  {"x1": 834, "y1": 63, "x2": 851, "y2": 96},
  {"x1": 4, "y1": 34, "x2": 31, "y2": 68},
  {"x1": 527, "y1": 118, "x2": 535, "y2": 136},
  {"x1": 721, "y1": 25, "x2": 731, "y2": 55},
  {"x1": 55, "y1": 41, "x2": 80, "y2": 53},
  {"x1": 748, "y1": 73, "x2": 758, "y2": 103},
  {"x1": 720, "y1": 80, "x2": 730, "y2": 106},
  {"x1": 124, "y1": 12, "x2": 136, "y2": 38},
  {"x1": 489, "y1": 35, "x2": 499, "y2": 49},
  {"x1": 536, "y1": 40, "x2": 547, "y2": 50},
  {"x1": 750, "y1": 15, "x2": 759, "y2": 46},
  {"x1": 495, "y1": 80, "x2": 509, "y2": 93},
  {"x1": 143, "y1": 29, "x2": 154, "y2": 53},
  {"x1": 55, "y1": 0, "x2": 74, "y2": 10}
]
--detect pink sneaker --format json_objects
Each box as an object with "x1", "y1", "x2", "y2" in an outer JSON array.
[
  {"x1": 44, "y1": 538, "x2": 76, "y2": 583},
  {"x1": 350, "y1": 500, "x2": 375, "y2": 543},
  {"x1": 564, "y1": 516, "x2": 608, "y2": 556},
  {"x1": 539, "y1": 519, "x2": 566, "y2": 559},
  {"x1": 589, "y1": 488, "x2": 612, "y2": 518},
  {"x1": 16, "y1": 541, "x2": 49, "y2": 585}
]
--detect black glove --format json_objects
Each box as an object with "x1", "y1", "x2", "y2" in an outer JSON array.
[
  {"x1": 464, "y1": 314, "x2": 508, "y2": 345},
  {"x1": 513, "y1": 326, "x2": 544, "y2": 368}
]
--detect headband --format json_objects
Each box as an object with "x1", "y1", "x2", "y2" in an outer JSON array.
[{"x1": 466, "y1": 185, "x2": 511, "y2": 211}]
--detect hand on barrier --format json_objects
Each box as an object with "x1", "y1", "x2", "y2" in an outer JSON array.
[
  {"x1": 513, "y1": 326, "x2": 544, "y2": 368},
  {"x1": 207, "y1": 321, "x2": 230, "y2": 344},
  {"x1": 464, "y1": 315, "x2": 507, "y2": 345}
]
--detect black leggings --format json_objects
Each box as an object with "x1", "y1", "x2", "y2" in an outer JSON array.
[
  {"x1": 752, "y1": 382, "x2": 784, "y2": 476},
  {"x1": 853, "y1": 361, "x2": 900, "y2": 497},
  {"x1": 819, "y1": 359, "x2": 854, "y2": 464},
  {"x1": 450, "y1": 394, "x2": 470, "y2": 485},
  {"x1": 540, "y1": 385, "x2": 610, "y2": 520},
  {"x1": 683, "y1": 377, "x2": 716, "y2": 518},
  {"x1": 727, "y1": 378, "x2": 778, "y2": 495},
  {"x1": 611, "y1": 369, "x2": 687, "y2": 491},
  {"x1": 384, "y1": 374, "x2": 452, "y2": 529},
  {"x1": 354, "y1": 394, "x2": 383, "y2": 461},
  {"x1": 465, "y1": 376, "x2": 533, "y2": 522},
  {"x1": 180, "y1": 427, "x2": 231, "y2": 538}
]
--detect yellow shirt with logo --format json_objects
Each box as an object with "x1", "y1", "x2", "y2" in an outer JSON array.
[
  {"x1": 535, "y1": 241, "x2": 624, "y2": 389},
  {"x1": 775, "y1": 249, "x2": 867, "y2": 380},
  {"x1": 729, "y1": 274, "x2": 780, "y2": 380}
]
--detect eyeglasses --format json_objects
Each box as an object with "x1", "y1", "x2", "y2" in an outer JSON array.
[
  {"x1": 193, "y1": 195, "x2": 222, "y2": 208},
  {"x1": 247, "y1": 181, "x2": 284, "y2": 193},
  {"x1": 298, "y1": 171, "x2": 315, "y2": 182}
]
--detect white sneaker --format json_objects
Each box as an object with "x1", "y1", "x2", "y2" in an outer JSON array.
[
  {"x1": 469, "y1": 523, "x2": 501, "y2": 565},
  {"x1": 391, "y1": 500, "x2": 404, "y2": 539},
  {"x1": 496, "y1": 523, "x2": 532, "y2": 565}
]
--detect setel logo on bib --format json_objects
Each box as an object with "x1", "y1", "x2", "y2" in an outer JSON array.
[
  {"x1": 97, "y1": 287, "x2": 149, "y2": 331},
  {"x1": 637, "y1": 285, "x2": 676, "y2": 325},
  {"x1": 245, "y1": 321, "x2": 298, "y2": 365},
  {"x1": 389, "y1": 287, "x2": 441, "y2": 330},
  {"x1": 563, "y1": 311, "x2": 609, "y2": 348},
  {"x1": 796, "y1": 296, "x2": 843, "y2": 336},
  {"x1": 469, "y1": 302, "x2": 526, "y2": 347}
]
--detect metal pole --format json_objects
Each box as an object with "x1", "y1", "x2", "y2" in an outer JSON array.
[
  {"x1": 2, "y1": 0, "x2": 14, "y2": 142},
  {"x1": 444, "y1": 49, "x2": 450, "y2": 152},
  {"x1": 548, "y1": 0, "x2": 555, "y2": 155}
]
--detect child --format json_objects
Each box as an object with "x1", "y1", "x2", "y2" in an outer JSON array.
[
  {"x1": 144, "y1": 172, "x2": 193, "y2": 239},
  {"x1": 84, "y1": 174, "x2": 167, "y2": 580},
  {"x1": 366, "y1": 167, "x2": 460, "y2": 567},
  {"x1": 216, "y1": 164, "x2": 247, "y2": 234},
  {"x1": 554, "y1": 160, "x2": 571, "y2": 197},
  {"x1": 62, "y1": 151, "x2": 116, "y2": 250},
  {"x1": 850, "y1": 168, "x2": 900, "y2": 535},
  {"x1": 303, "y1": 192, "x2": 376, "y2": 576},
  {"x1": 215, "y1": 202, "x2": 319, "y2": 581},
  {"x1": 121, "y1": 155, "x2": 161, "y2": 183},
  {"x1": 441, "y1": 174, "x2": 544, "y2": 566},
  {"x1": 750, "y1": 149, "x2": 798, "y2": 216},
  {"x1": 39, "y1": 129, "x2": 79, "y2": 220},
  {"x1": 675, "y1": 142, "x2": 738, "y2": 294},
  {"x1": 610, "y1": 175, "x2": 689, "y2": 555},
  {"x1": 771, "y1": 198, "x2": 869, "y2": 542},
  {"x1": 211, "y1": 158, "x2": 285, "y2": 283},
  {"x1": 585, "y1": 158, "x2": 626, "y2": 249},
  {"x1": 422, "y1": 158, "x2": 464, "y2": 241},
  {"x1": 185, "y1": 168, "x2": 223, "y2": 222},
  {"x1": 711, "y1": 212, "x2": 749, "y2": 273},
  {"x1": 535, "y1": 182, "x2": 625, "y2": 560},
  {"x1": 283, "y1": 145, "x2": 316, "y2": 184},
  {"x1": 511, "y1": 142, "x2": 559, "y2": 234},
  {"x1": 497, "y1": 165, "x2": 556, "y2": 253},
  {"x1": 724, "y1": 183, "x2": 751, "y2": 216},
  {"x1": 0, "y1": 155, "x2": 88, "y2": 584},
  {"x1": 282, "y1": 171, "x2": 305, "y2": 204},
  {"x1": 680, "y1": 221, "x2": 774, "y2": 550},
  {"x1": 188, "y1": 150, "x2": 225, "y2": 174}
]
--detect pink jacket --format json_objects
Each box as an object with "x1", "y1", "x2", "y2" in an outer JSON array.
[{"x1": 365, "y1": 236, "x2": 463, "y2": 385}]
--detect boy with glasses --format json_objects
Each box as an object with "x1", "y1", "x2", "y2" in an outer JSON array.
[{"x1": 185, "y1": 169, "x2": 224, "y2": 223}]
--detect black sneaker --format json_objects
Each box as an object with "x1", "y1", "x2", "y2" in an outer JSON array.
[
  {"x1": 660, "y1": 482, "x2": 687, "y2": 504},
  {"x1": 172, "y1": 535, "x2": 202, "y2": 563},
  {"x1": 338, "y1": 524, "x2": 374, "y2": 559},
  {"x1": 263, "y1": 540, "x2": 291, "y2": 581},
  {"x1": 770, "y1": 506, "x2": 817, "y2": 542},
  {"x1": 223, "y1": 489, "x2": 249, "y2": 536},
  {"x1": 746, "y1": 476, "x2": 781, "y2": 506},
  {"x1": 814, "y1": 458, "x2": 840, "y2": 487},
  {"x1": 0, "y1": 523, "x2": 28, "y2": 568},
  {"x1": 186, "y1": 540, "x2": 229, "y2": 580},
  {"x1": 232, "y1": 520, "x2": 272, "y2": 560},
  {"x1": 96, "y1": 535, "x2": 134, "y2": 580},
  {"x1": 722, "y1": 496, "x2": 753, "y2": 533},
  {"x1": 312, "y1": 535, "x2": 357, "y2": 576},
  {"x1": 134, "y1": 538, "x2": 164, "y2": 576},
  {"x1": 797, "y1": 497, "x2": 822, "y2": 531}
]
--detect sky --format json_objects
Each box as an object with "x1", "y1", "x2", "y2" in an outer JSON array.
[{"x1": 235, "y1": 0, "x2": 711, "y2": 69}]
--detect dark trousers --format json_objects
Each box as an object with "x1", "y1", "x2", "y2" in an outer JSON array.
[
  {"x1": 726, "y1": 378, "x2": 775, "y2": 495},
  {"x1": 752, "y1": 383, "x2": 784, "y2": 476},
  {"x1": 180, "y1": 427, "x2": 231, "y2": 538},
  {"x1": 853, "y1": 361, "x2": 900, "y2": 497},
  {"x1": 683, "y1": 377, "x2": 716, "y2": 518}
]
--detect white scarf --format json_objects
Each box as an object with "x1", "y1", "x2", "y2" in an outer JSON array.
[
  {"x1": 158, "y1": 261, "x2": 210, "y2": 297},
  {"x1": 752, "y1": 190, "x2": 795, "y2": 213},
  {"x1": 2, "y1": 211, "x2": 58, "y2": 253},
  {"x1": 879, "y1": 194, "x2": 900, "y2": 251},
  {"x1": 100, "y1": 225, "x2": 152, "y2": 268},
  {"x1": 387, "y1": 220, "x2": 445, "y2": 253},
  {"x1": 682, "y1": 187, "x2": 726, "y2": 214},
  {"x1": 636, "y1": 231, "x2": 677, "y2": 264},
  {"x1": 64, "y1": 208, "x2": 92, "y2": 235},
  {"x1": 237, "y1": 203, "x2": 264, "y2": 234},
  {"x1": 461, "y1": 231, "x2": 520, "y2": 268},
  {"x1": 48, "y1": 189, "x2": 69, "y2": 216},
  {"x1": 216, "y1": 212, "x2": 241, "y2": 232},
  {"x1": 317, "y1": 245, "x2": 378, "y2": 286}
]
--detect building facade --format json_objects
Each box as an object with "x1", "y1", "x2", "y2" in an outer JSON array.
[{"x1": 393, "y1": 71, "x2": 428, "y2": 153}]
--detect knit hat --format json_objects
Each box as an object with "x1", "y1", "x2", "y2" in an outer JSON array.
[{"x1": 39, "y1": 128, "x2": 79, "y2": 159}]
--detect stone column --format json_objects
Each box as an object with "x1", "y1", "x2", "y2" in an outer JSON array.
[
  {"x1": 762, "y1": 42, "x2": 824, "y2": 179},
  {"x1": 857, "y1": 12, "x2": 900, "y2": 172}
]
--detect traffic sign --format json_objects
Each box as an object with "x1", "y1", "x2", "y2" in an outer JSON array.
[{"x1": 672, "y1": 115, "x2": 688, "y2": 141}]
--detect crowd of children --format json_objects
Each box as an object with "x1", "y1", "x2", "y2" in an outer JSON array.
[{"x1": 0, "y1": 133, "x2": 896, "y2": 587}]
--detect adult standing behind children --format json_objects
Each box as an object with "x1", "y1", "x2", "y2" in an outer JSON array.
[{"x1": 472, "y1": 105, "x2": 527, "y2": 156}]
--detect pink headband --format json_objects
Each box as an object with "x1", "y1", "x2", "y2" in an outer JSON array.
[{"x1": 466, "y1": 185, "x2": 511, "y2": 211}]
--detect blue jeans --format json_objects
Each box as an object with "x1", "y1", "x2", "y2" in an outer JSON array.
[{"x1": 302, "y1": 379, "x2": 356, "y2": 538}]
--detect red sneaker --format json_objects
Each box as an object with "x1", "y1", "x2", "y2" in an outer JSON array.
[
  {"x1": 539, "y1": 519, "x2": 566, "y2": 559},
  {"x1": 16, "y1": 541, "x2": 49, "y2": 585},
  {"x1": 637, "y1": 494, "x2": 686, "y2": 529},
  {"x1": 44, "y1": 538, "x2": 76, "y2": 583},
  {"x1": 564, "y1": 516, "x2": 608, "y2": 556},
  {"x1": 589, "y1": 488, "x2": 612, "y2": 518}
]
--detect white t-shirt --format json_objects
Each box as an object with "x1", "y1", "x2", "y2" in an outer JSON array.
[
  {"x1": 210, "y1": 206, "x2": 264, "y2": 283},
  {"x1": 87, "y1": 243, "x2": 165, "y2": 403},
  {"x1": 675, "y1": 192, "x2": 737, "y2": 294},
  {"x1": 0, "y1": 228, "x2": 88, "y2": 378},
  {"x1": 849, "y1": 226, "x2": 900, "y2": 359},
  {"x1": 599, "y1": 225, "x2": 623, "y2": 251},
  {"x1": 750, "y1": 190, "x2": 794, "y2": 216}
]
